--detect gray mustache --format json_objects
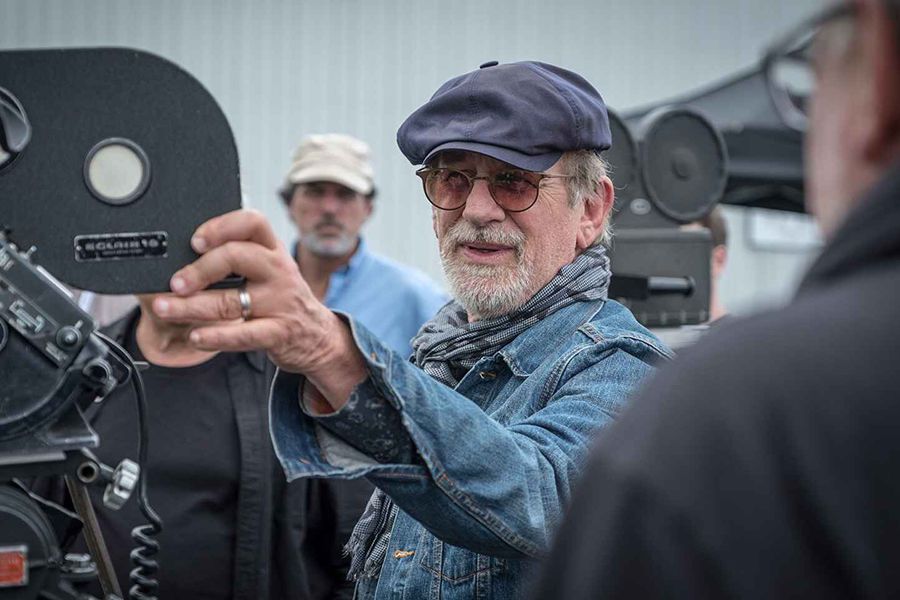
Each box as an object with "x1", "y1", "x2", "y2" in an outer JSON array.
[
  {"x1": 445, "y1": 221, "x2": 525, "y2": 257},
  {"x1": 314, "y1": 216, "x2": 344, "y2": 231}
]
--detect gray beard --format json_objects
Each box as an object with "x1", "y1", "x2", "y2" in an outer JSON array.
[
  {"x1": 439, "y1": 221, "x2": 532, "y2": 319},
  {"x1": 301, "y1": 231, "x2": 357, "y2": 258}
]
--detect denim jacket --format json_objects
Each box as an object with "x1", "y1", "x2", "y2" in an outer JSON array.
[{"x1": 270, "y1": 298, "x2": 671, "y2": 599}]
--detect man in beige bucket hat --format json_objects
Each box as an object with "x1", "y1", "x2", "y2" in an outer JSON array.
[{"x1": 280, "y1": 133, "x2": 447, "y2": 358}]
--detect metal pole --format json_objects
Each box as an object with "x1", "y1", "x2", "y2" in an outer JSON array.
[{"x1": 65, "y1": 475, "x2": 123, "y2": 599}]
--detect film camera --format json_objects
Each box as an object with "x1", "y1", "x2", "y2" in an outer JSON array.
[
  {"x1": 605, "y1": 63, "x2": 807, "y2": 329},
  {"x1": 0, "y1": 48, "x2": 241, "y2": 599},
  {"x1": 605, "y1": 106, "x2": 728, "y2": 328}
]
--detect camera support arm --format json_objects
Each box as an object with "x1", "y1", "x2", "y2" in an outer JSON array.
[{"x1": 64, "y1": 476, "x2": 122, "y2": 599}]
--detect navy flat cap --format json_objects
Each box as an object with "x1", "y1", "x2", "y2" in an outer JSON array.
[{"x1": 397, "y1": 60, "x2": 611, "y2": 172}]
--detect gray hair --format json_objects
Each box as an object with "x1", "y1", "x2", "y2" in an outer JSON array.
[{"x1": 562, "y1": 150, "x2": 614, "y2": 247}]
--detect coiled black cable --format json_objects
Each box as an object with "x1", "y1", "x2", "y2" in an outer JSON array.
[{"x1": 95, "y1": 332, "x2": 162, "y2": 600}]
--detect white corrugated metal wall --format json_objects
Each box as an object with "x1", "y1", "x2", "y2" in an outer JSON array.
[{"x1": 0, "y1": 0, "x2": 823, "y2": 314}]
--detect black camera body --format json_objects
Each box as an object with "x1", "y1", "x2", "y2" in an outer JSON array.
[
  {"x1": 605, "y1": 66, "x2": 808, "y2": 329},
  {"x1": 0, "y1": 234, "x2": 129, "y2": 599},
  {"x1": 605, "y1": 107, "x2": 728, "y2": 327},
  {"x1": 0, "y1": 47, "x2": 242, "y2": 599},
  {"x1": 0, "y1": 235, "x2": 119, "y2": 447}
]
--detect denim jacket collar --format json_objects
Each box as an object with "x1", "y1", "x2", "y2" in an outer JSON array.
[{"x1": 495, "y1": 298, "x2": 606, "y2": 378}]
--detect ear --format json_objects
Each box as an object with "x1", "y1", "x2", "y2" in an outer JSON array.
[
  {"x1": 860, "y1": 0, "x2": 900, "y2": 163},
  {"x1": 575, "y1": 177, "x2": 615, "y2": 251},
  {"x1": 363, "y1": 197, "x2": 374, "y2": 220}
]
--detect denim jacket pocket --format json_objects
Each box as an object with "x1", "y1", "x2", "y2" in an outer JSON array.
[{"x1": 417, "y1": 528, "x2": 505, "y2": 586}]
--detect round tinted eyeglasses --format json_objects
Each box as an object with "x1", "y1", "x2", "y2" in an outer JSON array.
[{"x1": 415, "y1": 167, "x2": 571, "y2": 213}]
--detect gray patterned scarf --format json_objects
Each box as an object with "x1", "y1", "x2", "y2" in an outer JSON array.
[{"x1": 344, "y1": 244, "x2": 612, "y2": 581}]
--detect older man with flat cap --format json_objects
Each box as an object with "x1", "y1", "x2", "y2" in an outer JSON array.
[{"x1": 153, "y1": 61, "x2": 670, "y2": 599}]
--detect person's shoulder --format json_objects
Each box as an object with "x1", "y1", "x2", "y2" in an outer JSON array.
[
  {"x1": 585, "y1": 299, "x2": 673, "y2": 364},
  {"x1": 680, "y1": 264, "x2": 900, "y2": 385},
  {"x1": 525, "y1": 300, "x2": 671, "y2": 387},
  {"x1": 578, "y1": 267, "x2": 900, "y2": 547},
  {"x1": 588, "y1": 308, "x2": 808, "y2": 505},
  {"x1": 641, "y1": 305, "x2": 821, "y2": 413},
  {"x1": 626, "y1": 265, "x2": 900, "y2": 434},
  {"x1": 364, "y1": 249, "x2": 434, "y2": 283},
  {"x1": 589, "y1": 274, "x2": 899, "y2": 506},
  {"x1": 363, "y1": 249, "x2": 447, "y2": 300}
]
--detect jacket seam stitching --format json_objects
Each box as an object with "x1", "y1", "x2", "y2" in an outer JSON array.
[{"x1": 538, "y1": 343, "x2": 598, "y2": 406}]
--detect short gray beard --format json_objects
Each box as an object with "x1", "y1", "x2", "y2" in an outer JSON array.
[
  {"x1": 439, "y1": 220, "x2": 532, "y2": 319},
  {"x1": 301, "y1": 231, "x2": 357, "y2": 258}
]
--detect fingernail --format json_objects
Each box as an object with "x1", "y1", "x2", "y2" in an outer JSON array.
[
  {"x1": 191, "y1": 236, "x2": 208, "y2": 253},
  {"x1": 155, "y1": 299, "x2": 170, "y2": 315},
  {"x1": 171, "y1": 276, "x2": 186, "y2": 293},
  {"x1": 189, "y1": 330, "x2": 202, "y2": 344}
]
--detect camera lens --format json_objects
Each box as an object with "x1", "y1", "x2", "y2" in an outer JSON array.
[{"x1": 84, "y1": 137, "x2": 151, "y2": 206}]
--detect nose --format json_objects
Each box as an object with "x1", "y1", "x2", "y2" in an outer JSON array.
[
  {"x1": 318, "y1": 192, "x2": 342, "y2": 213},
  {"x1": 461, "y1": 179, "x2": 506, "y2": 226}
]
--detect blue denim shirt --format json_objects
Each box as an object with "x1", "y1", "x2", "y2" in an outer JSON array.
[
  {"x1": 270, "y1": 297, "x2": 671, "y2": 599},
  {"x1": 298, "y1": 238, "x2": 448, "y2": 357}
]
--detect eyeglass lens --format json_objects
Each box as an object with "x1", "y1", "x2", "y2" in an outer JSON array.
[{"x1": 424, "y1": 169, "x2": 539, "y2": 211}]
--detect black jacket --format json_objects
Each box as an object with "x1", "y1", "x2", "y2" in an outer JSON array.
[
  {"x1": 533, "y1": 164, "x2": 900, "y2": 599},
  {"x1": 41, "y1": 309, "x2": 372, "y2": 599}
]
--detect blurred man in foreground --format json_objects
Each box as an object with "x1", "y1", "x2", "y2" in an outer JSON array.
[{"x1": 534, "y1": 1, "x2": 900, "y2": 597}]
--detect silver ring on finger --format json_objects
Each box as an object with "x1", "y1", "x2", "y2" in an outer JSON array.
[{"x1": 238, "y1": 285, "x2": 252, "y2": 321}]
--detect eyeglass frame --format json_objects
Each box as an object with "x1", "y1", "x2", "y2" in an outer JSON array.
[
  {"x1": 761, "y1": 2, "x2": 857, "y2": 132},
  {"x1": 414, "y1": 166, "x2": 573, "y2": 213}
]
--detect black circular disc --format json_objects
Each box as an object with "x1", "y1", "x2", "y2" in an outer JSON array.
[{"x1": 639, "y1": 107, "x2": 728, "y2": 223}]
